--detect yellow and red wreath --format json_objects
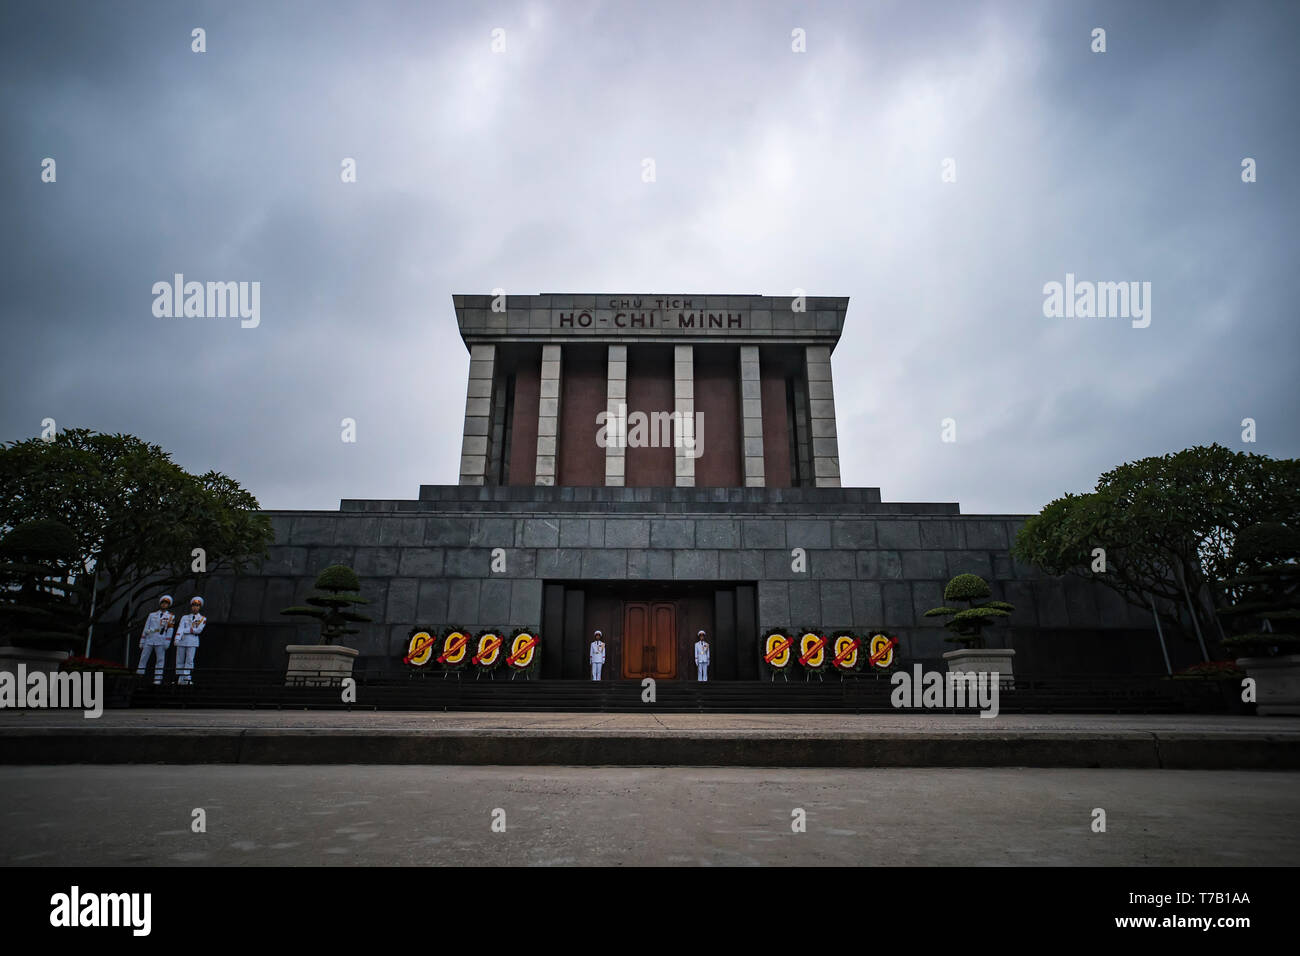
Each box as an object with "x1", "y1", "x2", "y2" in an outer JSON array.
[
  {"x1": 506, "y1": 629, "x2": 540, "y2": 673},
  {"x1": 473, "y1": 632, "x2": 503, "y2": 671},
  {"x1": 762, "y1": 630, "x2": 794, "y2": 675},
  {"x1": 405, "y1": 629, "x2": 436, "y2": 667},
  {"x1": 797, "y1": 629, "x2": 829, "y2": 672},
  {"x1": 439, "y1": 627, "x2": 471, "y2": 669},
  {"x1": 830, "y1": 632, "x2": 862, "y2": 671},
  {"x1": 868, "y1": 633, "x2": 897, "y2": 669}
]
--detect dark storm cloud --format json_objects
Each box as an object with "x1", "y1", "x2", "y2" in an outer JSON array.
[{"x1": 1, "y1": 0, "x2": 1296, "y2": 513}]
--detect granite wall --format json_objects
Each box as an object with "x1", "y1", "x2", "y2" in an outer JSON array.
[{"x1": 195, "y1": 486, "x2": 1191, "y2": 676}]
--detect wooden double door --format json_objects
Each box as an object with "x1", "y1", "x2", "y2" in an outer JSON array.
[{"x1": 621, "y1": 601, "x2": 677, "y2": 679}]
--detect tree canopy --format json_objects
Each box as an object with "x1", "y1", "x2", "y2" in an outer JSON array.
[
  {"x1": 0, "y1": 428, "x2": 273, "y2": 637},
  {"x1": 1012, "y1": 444, "x2": 1300, "y2": 648}
]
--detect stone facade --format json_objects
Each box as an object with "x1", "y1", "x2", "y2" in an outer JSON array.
[{"x1": 199, "y1": 486, "x2": 1171, "y2": 676}]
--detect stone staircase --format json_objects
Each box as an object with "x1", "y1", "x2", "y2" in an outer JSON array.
[{"x1": 128, "y1": 673, "x2": 1243, "y2": 714}]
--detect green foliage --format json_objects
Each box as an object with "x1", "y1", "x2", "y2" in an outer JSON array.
[
  {"x1": 1216, "y1": 522, "x2": 1299, "y2": 658},
  {"x1": 1230, "y1": 522, "x2": 1296, "y2": 560},
  {"x1": 0, "y1": 520, "x2": 85, "y2": 650},
  {"x1": 924, "y1": 574, "x2": 1013, "y2": 649},
  {"x1": 314, "y1": 564, "x2": 361, "y2": 592},
  {"x1": 1222, "y1": 633, "x2": 1300, "y2": 652},
  {"x1": 944, "y1": 573, "x2": 991, "y2": 602},
  {"x1": 1013, "y1": 445, "x2": 1300, "y2": 647},
  {"x1": 923, "y1": 606, "x2": 959, "y2": 617},
  {"x1": 951, "y1": 607, "x2": 1010, "y2": 625},
  {"x1": 0, "y1": 428, "x2": 273, "y2": 637},
  {"x1": 1, "y1": 520, "x2": 79, "y2": 561},
  {"x1": 280, "y1": 564, "x2": 372, "y2": 644}
]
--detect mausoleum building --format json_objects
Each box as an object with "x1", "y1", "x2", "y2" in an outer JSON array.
[{"x1": 204, "y1": 294, "x2": 1177, "y2": 678}]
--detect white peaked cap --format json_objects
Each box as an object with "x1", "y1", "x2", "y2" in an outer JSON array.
[
  {"x1": 190, "y1": 596, "x2": 204, "y2": 607},
  {"x1": 159, "y1": 594, "x2": 173, "y2": 604},
  {"x1": 697, "y1": 630, "x2": 706, "y2": 636},
  {"x1": 594, "y1": 629, "x2": 603, "y2": 636}
]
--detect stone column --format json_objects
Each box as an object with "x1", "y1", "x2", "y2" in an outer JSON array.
[
  {"x1": 804, "y1": 345, "x2": 841, "y2": 487},
  {"x1": 605, "y1": 345, "x2": 627, "y2": 486},
  {"x1": 739, "y1": 345, "x2": 765, "y2": 487},
  {"x1": 535, "y1": 344, "x2": 562, "y2": 486},
  {"x1": 485, "y1": 373, "x2": 507, "y2": 484},
  {"x1": 792, "y1": 376, "x2": 812, "y2": 484},
  {"x1": 458, "y1": 344, "x2": 495, "y2": 486},
  {"x1": 674, "y1": 345, "x2": 694, "y2": 487}
]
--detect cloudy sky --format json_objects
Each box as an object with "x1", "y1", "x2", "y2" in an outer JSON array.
[{"x1": 2, "y1": 0, "x2": 1296, "y2": 515}]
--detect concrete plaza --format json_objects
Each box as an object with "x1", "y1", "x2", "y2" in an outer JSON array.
[{"x1": 2, "y1": 764, "x2": 1297, "y2": 866}]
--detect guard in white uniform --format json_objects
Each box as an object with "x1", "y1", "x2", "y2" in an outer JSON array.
[
  {"x1": 137, "y1": 595, "x2": 176, "y2": 685},
  {"x1": 694, "y1": 630, "x2": 710, "y2": 682},
  {"x1": 589, "y1": 629, "x2": 605, "y2": 680},
  {"x1": 173, "y1": 596, "x2": 207, "y2": 685}
]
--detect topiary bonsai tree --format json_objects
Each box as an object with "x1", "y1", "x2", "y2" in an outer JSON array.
[
  {"x1": 1217, "y1": 522, "x2": 1300, "y2": 658},
  {"x1": 0, "y1": 520, "x2": 86, "y2": 651},
  {"x1": 280, "y1": 564, "x2": 372, "y2": 644},
  {"x1": 923, "y1": 573, "x2": 1014, "y2": 649}
]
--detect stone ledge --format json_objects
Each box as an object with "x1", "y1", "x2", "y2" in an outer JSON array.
[{"x1": 3, "y1": 727, "x2": 1295, "y2": 769}]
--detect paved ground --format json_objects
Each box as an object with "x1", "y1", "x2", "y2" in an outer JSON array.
[
  {"x1": 2, "y1": 765, "x2": 1297, "y2": 866},
  {"x1": 4, "y1": 710, "x2": 1298, "y2": 733}
]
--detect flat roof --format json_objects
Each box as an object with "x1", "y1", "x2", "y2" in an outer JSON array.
[{"x1": 454, "y1": 293, "x2": 848, "y2": 348}]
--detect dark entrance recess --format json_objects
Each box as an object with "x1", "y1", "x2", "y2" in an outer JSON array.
[{"x1": 541, "y1": 581, "x2": 759, "y2": 680}]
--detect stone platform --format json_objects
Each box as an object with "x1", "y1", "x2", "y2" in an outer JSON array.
[
  {"x1": 167, "y1": 483, "x2": 1179, "y2": 678},
  {"x1": 2, "y1": 710, "x2": 1296, "y2": 769}
]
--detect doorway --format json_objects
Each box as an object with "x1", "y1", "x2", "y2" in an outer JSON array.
[{"x1": 622, "y1": 601, "x2": 677, "y2": 679}]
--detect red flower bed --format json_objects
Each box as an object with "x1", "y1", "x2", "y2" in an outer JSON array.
[
  {"x1": 60, "y1": 655, "x2": 132, "y2": 675},
  {"x1": 1173, "y1": 660, "x2": 1245, "y2": 679}
]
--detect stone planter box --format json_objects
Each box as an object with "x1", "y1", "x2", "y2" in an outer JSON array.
[
  {"x1": 0, "y1": 646, "x2": 71, "y2": 676},
  {"x1": 1236, "y1": 654, "x2": 1300, "y2": 716},
  {"x1": 942, "y1": 647, "x2": 1016, "y2": 688},
  {"x1": 285, "y1": 644, "x2": 359, "y2": 687}
]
